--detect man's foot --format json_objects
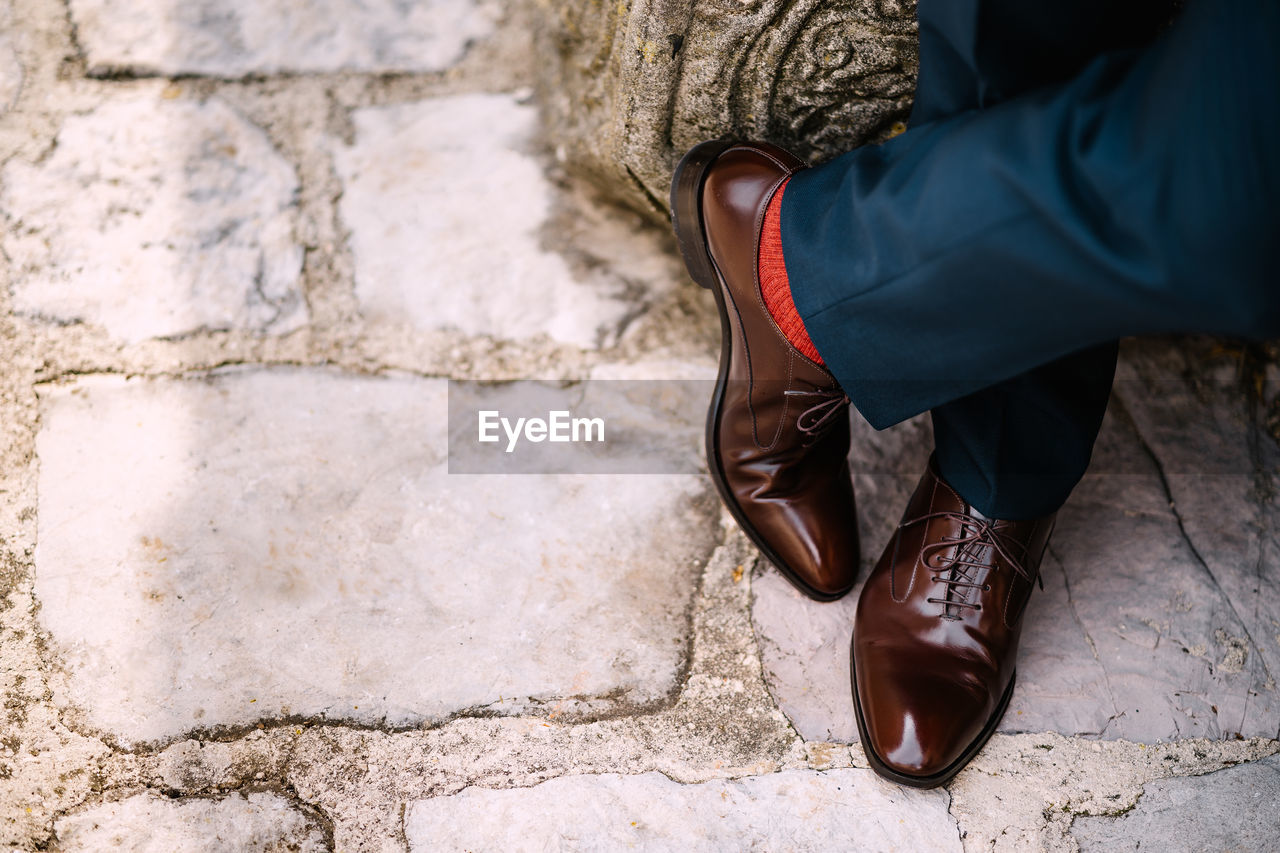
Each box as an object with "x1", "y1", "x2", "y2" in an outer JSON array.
[
  {"x1": 851, "y1": 456, "x2": 1055, "y2": 787},
  {"x1": 669, "y1": 139, "x2": 859, "y2": 601}
]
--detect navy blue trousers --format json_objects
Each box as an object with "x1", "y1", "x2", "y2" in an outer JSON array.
[{"x1": 782, "y1": 0, "x2": 1280, "y2": 519}]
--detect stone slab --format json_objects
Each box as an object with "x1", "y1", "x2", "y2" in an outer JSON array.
[
  {"x1": 2, "y1": 88, "x2": 304, "y2": 342},
  {"x1": 405, "y1": 769, "x2": 960, "y2": 851},
  {"x1": 68, "y1": 0, "x2": 494, "y2": 77},
  {"x1": 1071, "y1": 752, "x2": 1280, "y2": 851},
  {"x1": 333, "y1": 94, "x2": 638, "y2": 349},
  {"x1": 34, "y1": 369, "x2": 715, "y2": 745},
  {"x1": 753, "y1": 346, "x2": 1279, "y2": 743},
  {"x1": 1112, "y1": 341, "x2": 1280, "y2": 733},
  {"x1": 54, "y1": 792, "x2": 328, "y2": 851}
]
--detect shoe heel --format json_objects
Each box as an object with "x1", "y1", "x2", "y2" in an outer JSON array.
[{"x1": 670, "y1": 139, "x2": 735, "y2": 290}]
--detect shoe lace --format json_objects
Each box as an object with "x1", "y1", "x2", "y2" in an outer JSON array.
[
  {"x1": 783, "y1": 388, "x2": 849, "y2": 445},
  {"x1": 899, "y1": 510, "x2": 1043, "y2": 618}
]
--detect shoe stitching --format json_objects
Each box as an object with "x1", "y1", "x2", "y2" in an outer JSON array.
[
  {"x1": 934, "y1": 471, "x2": 967, "y2": 508},
  {"x1": 912, "y1": 475, "x2": 943, "y2": 594},
  {"x1": 716, "y1": 262, "x2": 800, "y2": 452},
  {"x1": 1003, "y1": 559, "x2": 1019, "y2": 628},
  {"x1": 728, "y1": 143, "x2": 806, "y2": 174},
  {"x1": 713, "y1": 257, "x2": 764, "y2": 448},
  {"x1": 750, "y1": 169, "x2": 795, "y2": 452},
  {"x1": 894, "y1": 478, "x2": 938, "y2": 603},
  {"x1": 1003, "y1": 519, "x2": 1053, "y2": 628},
  {"x1": 1002, "y1": 520, "x2": 1027, "y2": 628}
]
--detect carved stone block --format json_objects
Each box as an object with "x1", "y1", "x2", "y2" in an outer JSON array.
[{"x1": 537, "y1": 0, "x2": 918, "y2": 221}]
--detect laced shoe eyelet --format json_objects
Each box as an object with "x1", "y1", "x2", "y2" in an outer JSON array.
[{"x1": 983, "y1": 585, "x2": 990, "y2": 591}]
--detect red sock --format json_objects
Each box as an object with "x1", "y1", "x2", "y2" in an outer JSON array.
[{"x1": 759, "y1": 180, "x2": 824, "y2": 365}]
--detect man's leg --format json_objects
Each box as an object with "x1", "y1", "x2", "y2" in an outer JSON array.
[
  {"x1": 907, "y1": 0, "x2": 1176, "y2": 519},
  {"x1": 783, "y1": 0, "x2": 1279, "y2": 449},
  {"x1": 786, "y1": 0, "x2": 1279, "y2": 787},
  {"x1": 908, "y1": 0, "x2": 1179, "y2": 125}
]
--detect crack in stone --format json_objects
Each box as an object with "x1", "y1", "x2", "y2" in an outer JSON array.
[
  {"x1": 1050, "y1": 544, "x2": 1122, "y2": 734},
  {"x1": 1112, "y1": 394, "x2": 1276, "y2": 710},
  {"x1": 36, "y1": 773, "x2": 337, "y2": 853},
  {"x1": 939, "y1": 784, "x2": 971, "y2": 849},
  {"x1": 623, "y1": 163, "x2": 668, "y2": 218},
  {"x1": 248, "y1": 252, "x2": 286, "y2": 330},
  {"x1": 55, "y1": 679, "x2": 704, "y2": 757},
  {"x1": 55, "y1": 0, "x2": 90, "y2": 78}
]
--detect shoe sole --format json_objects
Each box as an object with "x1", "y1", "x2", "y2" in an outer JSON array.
[
  {"x1": 850, "y1": 649, "x2": 1017, "y2": 789},
  {"x1": 670, "y1": 140, "x2": 851, "y2": 603}
]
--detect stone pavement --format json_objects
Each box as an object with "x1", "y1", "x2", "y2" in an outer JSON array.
[{"x1": 1, "y1": 0, "x2": 1277, "y2": 850}]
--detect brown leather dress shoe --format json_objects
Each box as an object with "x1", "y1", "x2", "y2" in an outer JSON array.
[
  {"x1": 670, "y1": 140, "x2": 859, "y2": 600},
  {"x1": 852, "y1": 456, "x2": 1055, "y2": 787}
]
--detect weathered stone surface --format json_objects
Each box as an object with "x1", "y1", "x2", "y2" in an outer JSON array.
[
  {"x1": 1071, "y1": 752, "x2": 1280, "y2": 851},
  {"x1": 68, "y1": 0, "x2": 495, "y2": 77},
  {"x1": 405, "y1": 769, "x2": 960, "y2": 851},
  {"x1": 34, "y1": 369, "x2": 715, "y2": 745},
  {"x1": 754, "y1": 343, "x2": 1280, "y2": 743},
  {"x1": 0, "y1": 0, "x2": 21, "y2": 113},
  {"x1": 752, "y1": 570, "x2": 859, "y2": 743},
  {"x1": 1, "y1": 88, "x2": 304, "y2": 342},
  {"x1": 334, "y1": 93, "x2": 645, "y2": 349},
  {"x1": 1111, "y1": 339, "x2": 1280, "y2": 735},
  {"x1": 948, "y1": 734, "x2": 1280, "y2": 853},
  {"x1": 538, "y1": 0, "x2": 918, "y2": 220},
  {"x1": 2, "y1": 0, "x2": 1276, "y2": 842},
  {"x1": 53, "y1": 792, "x2": 328, "y2": 851}
]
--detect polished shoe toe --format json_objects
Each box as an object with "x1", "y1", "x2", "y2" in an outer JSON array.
[
  {"x1": 857, "y1": 660, "x2": 995, "y2": 778},
  {"x1": 738, "y1": 466, "x2": 860, "y2": 597}
]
